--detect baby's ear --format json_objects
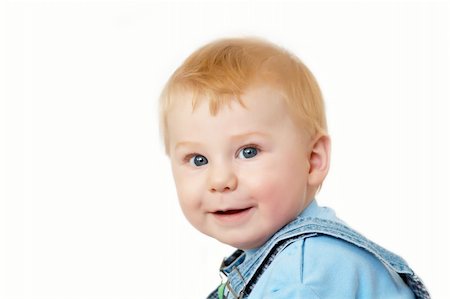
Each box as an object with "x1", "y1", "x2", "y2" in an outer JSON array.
[{"x1": 307, "y1": 134, "x2": 331, "y2": 186}]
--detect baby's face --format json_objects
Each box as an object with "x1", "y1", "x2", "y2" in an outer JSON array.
[{"x1": 167, "y1": 85, "x2": 314, "y2": 250}]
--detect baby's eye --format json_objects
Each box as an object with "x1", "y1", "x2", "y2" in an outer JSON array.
[
  {"x1": 189, "y1": 154, "x2": 208, "y2": 167},
  {"x1": 238, "y1": 147, "x2": 259, "y2": 159}
]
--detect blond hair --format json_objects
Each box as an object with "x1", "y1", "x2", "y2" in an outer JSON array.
[{"x1": 159, "y1": 37, "x2": 328, "y2": 155}]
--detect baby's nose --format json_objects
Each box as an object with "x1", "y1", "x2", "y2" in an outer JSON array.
[{"x1": 208, "y1": 164, "x2": 238, "y2": 193}]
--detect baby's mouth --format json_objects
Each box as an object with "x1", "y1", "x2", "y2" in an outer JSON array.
[
  {"x1": 211, "y1": 207, "x2": 254, "y2": 223},
  {"x1": 214, "y1": 207, "x2": 252, "y2": 215}
]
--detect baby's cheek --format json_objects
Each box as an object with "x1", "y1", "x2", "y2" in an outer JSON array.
[
  {"x1": 251, "y1": 173, "x2": 285, "y2": 203},
  {"x1": 175, "y1": 181, "x2": 203, "y2": 214},
  {"x1": 252, "y1": 171, "x2": 304, "y2": 217},
  {"x1": 177, "y1": 187, "x2": 205, "y2": 232},
  {"x1": 256, "y1": 182, "x2": 277, "y2": 201}
]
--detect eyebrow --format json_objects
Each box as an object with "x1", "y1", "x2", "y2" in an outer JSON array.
[{"x1": 174, "y1": 131, "x2": 270, "y2": 151}]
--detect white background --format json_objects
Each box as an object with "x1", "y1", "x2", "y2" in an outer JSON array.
[{"x1": 1, "y1": 1, "x2": 449, "y2": 298}]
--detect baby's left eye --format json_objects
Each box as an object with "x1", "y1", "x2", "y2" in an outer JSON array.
[{"x1": 238, "y1": 147, "x2": 259, "y2": 159}]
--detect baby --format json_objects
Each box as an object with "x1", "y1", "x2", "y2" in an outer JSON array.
[{"x1": 159, "y1": 37, "x2": 430, "y2": 298}]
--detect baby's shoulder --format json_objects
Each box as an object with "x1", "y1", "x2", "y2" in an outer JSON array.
[
  {"x1": 302, "y1": 234, "x2": 383, "y2": 268},
  {"x1": 271, "y1": 234, "x2": 391, "y2": 279},
  {"x1": 252, "y1": 234, "x2": 414, "y2": 298}
]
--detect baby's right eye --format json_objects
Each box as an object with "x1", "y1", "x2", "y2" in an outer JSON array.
[{"x1": 188, "y1": 154, "x2": 208, "y2": 167}]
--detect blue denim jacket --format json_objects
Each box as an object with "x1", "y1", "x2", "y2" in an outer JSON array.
[{"x1": 207, "y1": 199, "x2": 430, "y2": 299}]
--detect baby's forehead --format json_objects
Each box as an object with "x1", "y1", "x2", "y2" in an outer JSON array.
[
  {"x1": 168, "y1": 86, "x2": 307, "y2": 134},
  {"x1": 168, "y1": 82, "x2": 286, "y2": 113}
]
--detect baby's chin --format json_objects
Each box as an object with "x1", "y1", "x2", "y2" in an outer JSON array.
[
  {"x1": 192, "y1": 218, "x2": 274, "y2": 249},
  {"x1": 213, "y1": 233, "x2": 269, "y2": 250}
]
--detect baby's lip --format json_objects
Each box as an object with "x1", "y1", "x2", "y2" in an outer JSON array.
[{"x1": 212, "y1": 207, "x2": 253, "y2": 215}]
